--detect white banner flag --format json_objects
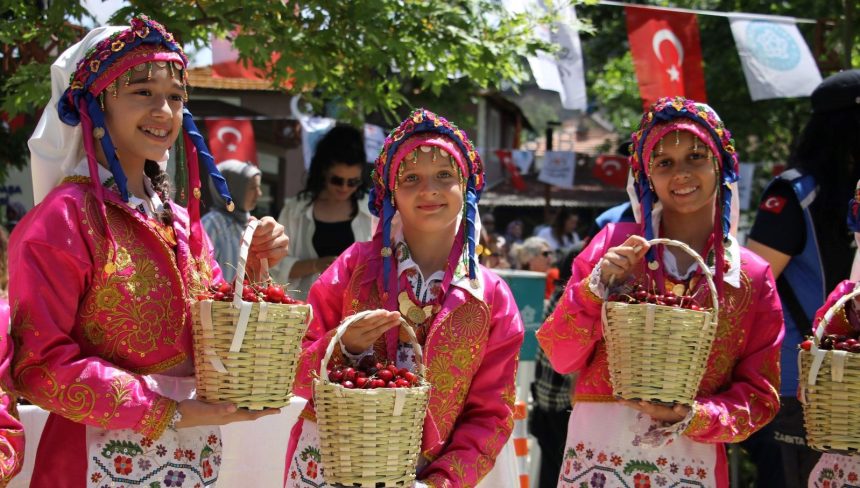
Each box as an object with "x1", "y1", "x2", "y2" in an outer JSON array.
[
  {"x1": 538, "y1": 151, "x2": 576, "y2": 189},
  {"x1": 553, "y1": 19, "x2": 587, "y2": 111},
  {"x1": 511, "y1": 150, "x2": 534, "y2": 174},
  {"x1": 729, "y1": 15, "x2": 822, "y2": 101},
  {"x1": 505, "y1": 0, "x2": 587, "y2": 110},
  {"x1": 363, "y1": 124, "x2": 386, "y2": 163}
]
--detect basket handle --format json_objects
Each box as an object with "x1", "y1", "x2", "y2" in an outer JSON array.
[
  {"x1": 644, "y1": 238, "x2": 720, "y2": 319},
  {"x1": 803, "y1": 285, "x2": 860, "y2": 387},
  {"x1": 318, "y1": 310, "x2": 426, "y2": 381},
  {"x1": 232, "y1": 219, "x2": 272, "y2": 307},
  {"x1": 225, "y1": 219, "x2": 272, "y2": 354}
]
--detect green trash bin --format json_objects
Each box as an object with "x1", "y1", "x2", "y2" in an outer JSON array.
[{"x1": 491, "y1": 269, "x2": 546, "y2": 360}]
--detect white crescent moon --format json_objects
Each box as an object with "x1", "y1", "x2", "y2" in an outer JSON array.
[
  {"x1": 601, "y1": 160, "x2": 622, "y2": 176},
  {"x1": 216, "y1": 126, "x2": 243, "y2": 144},
  {"x1": 652, "y1": 28, "x2": 684, "y2": 66}
]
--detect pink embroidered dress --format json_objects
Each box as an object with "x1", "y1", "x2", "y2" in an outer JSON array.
[
  {"x1": 10, "y1": 165, "x2": 224, "y2": 487},
  {"x1": 12, "y1": 16, "x2": 241, "y2": 487},
  {"x1": 807, "y1": 280, "x2": 860, "y2": 488},
  {"x1": 537, "y1": 98, "x2": 783, "y2": 488},
  {"x1": 285, "y1": 109, "x2": 524, "y2": 488},
  {"x1": 0, "y1": 298, "x2": 24, "y2": 486}
]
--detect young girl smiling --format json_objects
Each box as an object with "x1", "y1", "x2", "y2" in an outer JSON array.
[
  {"x1": 285, "y1": 109, "x2": 524, "y2": 488},
  {"x1": 538, "y1": 97, "x2": 783, "y2": 487}
]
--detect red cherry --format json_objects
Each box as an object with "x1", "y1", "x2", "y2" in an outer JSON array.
[
  {"x1": 397, "y1": 368, "x2": 410, "y2": 378},
  {"x1": 403, "y1": 372, "x2": 417, "y2": 385},
  {"x1": 342, "y1": 380, "x2": 354, "y2": 389},
  {"x1": 378, "y1": 369, "x2": 394, "y2": 382},
  {"x1": 394, "y1": 379, "x2": 410, "y2": 388},
  {"x1": 371, "y1": 379, "x2": 386, "y2": 389},
  {"x1": 343, "y1": 368, "x2": 356, "y2": 382},
  {"x1": 218, "y1": 282, "x2": 232, "y2": 294},
  {"x1": 355, "y1": 377, "x2": 368, "y2": 388},
  {"x1": 387, "y1": 381, "x2": 397, "y2": 388},
  {"x1": 330, "y1": 369, "x2": 344, "y2": 382},
  {"x1": 387, "y1": 364, "x2": 398, "y2": 374},
  {"x1": 800, "y1": 340, "x2": 813, "y2": 351},
  {"x1": 850, "y1": 344, "x2": 860, "y2": 353}
]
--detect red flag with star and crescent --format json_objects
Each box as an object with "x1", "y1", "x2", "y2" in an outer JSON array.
[
  {"x1": 205, "y1": 119, "x2": 258, "y2": 165},
  {"x1": 495, "y1": 150, "x2": 527, "y2": 192},
  {"x1": 625, "y1": 6, "x2": 707, "y2": 109}
]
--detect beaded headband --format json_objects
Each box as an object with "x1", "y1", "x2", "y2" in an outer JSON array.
[
  {"x1": 629, "y1": 96, "x2": 739, "y2": 293},
  {"x1": 370, "y1": 108, "x2": 484, "y2": 291}
]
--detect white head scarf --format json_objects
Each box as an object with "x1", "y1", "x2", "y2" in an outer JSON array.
[{"x1": 28, "y1": 27, "x2": 124, "y2": 205}]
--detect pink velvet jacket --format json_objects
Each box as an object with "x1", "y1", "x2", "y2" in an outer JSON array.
[
  {"x1": 293, "y1": 239, "x2": 524, "y2": 488},
  {"x1": 8, "y1": 178, "x2": 220, "y2": 480},
  {"x1": 0, "y1": 300, "x2": 23, "y2": 487},
  {"x1": 537, "y1": 223, "x2": 783, "y2": 444}
]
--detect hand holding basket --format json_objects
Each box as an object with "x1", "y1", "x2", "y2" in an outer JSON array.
[
  {"x1": 800, "y1": 286, "x2": 860, "y2": 452},
  {"x1": 602, "y1": 238, "x2": 719, "y2": 406},
  {"x1": 314, "y1": 310, "x2": 430, "y2": 487},
  {"x1": 191, "y1": 219, "x2": 312, "y2": 410}
]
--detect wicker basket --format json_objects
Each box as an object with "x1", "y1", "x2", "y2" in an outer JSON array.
[
  {"x1": 799, "y1": 287, "x2": 860, "y2": 452},
  {"x1": 602, "y1": 238, "x2": 719, "y2": 405},
  {"x1": 314, "y1": 310, "x2": 431, "y2": 487},
  {"x1": 191, "y1": 220, "x2": 312, "y2": 410}
]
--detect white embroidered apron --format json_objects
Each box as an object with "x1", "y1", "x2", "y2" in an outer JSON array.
[
  {"x1": 86, "y1": 374, "x2": 222, "y2": 487},
  {"x1": 558, "y1": 402, "x2": 717, "y2": 488}
]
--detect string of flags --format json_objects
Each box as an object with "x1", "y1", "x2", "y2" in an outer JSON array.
[{"x1": 505, "y1": 0, "x2": 824, "y2": 109}]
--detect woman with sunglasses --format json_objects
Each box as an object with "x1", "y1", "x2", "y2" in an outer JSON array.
[
  {"x1": 274, "y1": 124, "x2": 375, "y2": 300},
  {"x1": 512, "y1": 236, "x2": 556, "y2": 299}
]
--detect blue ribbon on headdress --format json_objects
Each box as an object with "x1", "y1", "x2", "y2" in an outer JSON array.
[{"x1": 181, "y1": 109, "x2": 232, "y2": 206}]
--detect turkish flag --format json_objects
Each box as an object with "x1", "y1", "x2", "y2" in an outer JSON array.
[
  {"x1": 495, "y1": 150, "x2": 527, "y2": 192},
  {"x1": 625, "y1": 6, "x2": 707, "y2": 109},
  {"x1": 211, "y1": 35, "x2": 294, "y2": 90},
  {"x1": 205, "y1": 119, "x2": 258, "y2": 165},
  {"x1": 593, "y1": 155, "x2": 629, "y2": 189}
]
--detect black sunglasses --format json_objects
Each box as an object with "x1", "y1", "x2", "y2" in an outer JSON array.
[
  {"x1": 328, "y1": 175, "x2": 362, "y2": 188},
  {"x1": 541, "y1": 251, "x2": 553, "y2": 257}
]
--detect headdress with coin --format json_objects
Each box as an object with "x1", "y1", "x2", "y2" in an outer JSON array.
[
  {"x1": 29, "y1": 16, "x2": 233, "y2": 263},
  {"x1": 369, "y1": 108, "x2": 485, "y2": 297}
]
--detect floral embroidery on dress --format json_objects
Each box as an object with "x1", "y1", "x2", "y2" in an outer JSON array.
[
  {"x1": 87, "y1": 430, "x2": 222, "y2": 487},
  {"x1": 558, "y1": 441, "x2": 712, "y2": 488},
  {"x1": 811, "y1": 455, "x2": 860, "y2": 488},
  {"x1": 287, "y1": 424, "x2": 328, "y2": 488}
]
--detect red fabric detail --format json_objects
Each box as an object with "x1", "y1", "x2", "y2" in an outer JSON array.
[
  {"x1": 211, "y1": 36, "x2": 293, "y2": 88},
  {"x1": 204, "y1": 119, "x2": 258, "y2": 165},
  {"x1": 593, "y1": 155, "x2": 629, "y2": 188},
  {"x1": 759, "y1": 196, "x2": 787, "y2": 214},
  {"x1": 495, "y1": 150, "x2": 527, "y2": 191},
  {"x1": 625, "y1": 6, "x2": 707, "y2": 109}
]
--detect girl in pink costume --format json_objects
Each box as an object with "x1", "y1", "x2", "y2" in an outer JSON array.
[
  {"x1": 0, "y1": 227, "x2": 23, "y2": 486},
  {"x1": 538, "y1": 97, "x2": 784, "y2": 487},
  {"x1": 10, "y1": 17, "x2": 288, "y2": 487},
  {"x1": 285, "y1": 109, "x2": 524, "y2": 488},
  {"x1": 806, "y1": 181, "x2": 860, "y2": 488}
]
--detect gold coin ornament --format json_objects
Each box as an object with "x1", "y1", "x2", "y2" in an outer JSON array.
[{"x1": 398, "y1": 291, "x2": 433, "y2": 325}]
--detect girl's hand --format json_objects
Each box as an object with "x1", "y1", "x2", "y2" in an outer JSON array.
[
  {"x1": 174, "y1": 399, "x2": 280, "y2": 428},
  {"x1": 246, "y1": 216, "x2": 290, "y2": 276},
  {"x1": 599, "y1": 235, "x2": 650, "y2": 287},
  {"x1": 340, "y1": 309, "x2": 402, "y2": 355},
  {"x1": 620, "y1": 399, "x2": 691, "y2": 423}
]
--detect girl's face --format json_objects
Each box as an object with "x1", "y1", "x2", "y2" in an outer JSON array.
[
  {"x1": 394, "y1": 146, "x2": 464, "y2": 238},
  {"x1": 648, "y1": 130, "x2": 718, "y2": 217},
  {"x1": 244, "y1": 174, "x2": 262, "y2": 211},
  {"x1": 103, "y1": 62, "x2": 185, "y2": 167},
  {"x1": 528, "y1": 245, "x2": 552, "y2": 272},
  {"x1": 322, "y1": 163, "x2": 363, "y2": 201}
]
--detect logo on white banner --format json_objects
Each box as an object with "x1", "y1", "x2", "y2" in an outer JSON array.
[{"x1": 747, "y1": 21, "x2": 800, "y2": 71}]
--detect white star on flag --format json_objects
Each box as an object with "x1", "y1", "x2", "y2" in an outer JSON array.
[{"x1": 667, "y1": 64, "x2": 680, "y2": 81}]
